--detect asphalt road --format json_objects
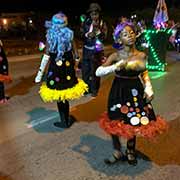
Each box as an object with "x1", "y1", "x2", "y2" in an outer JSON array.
[{"x1": 0, "y1": 50, "x2": 180, "y2": 180}]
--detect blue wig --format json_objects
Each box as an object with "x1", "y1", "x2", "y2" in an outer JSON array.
[{"x1": 45, "y1": 12, "x2": 73, "y2": 61}]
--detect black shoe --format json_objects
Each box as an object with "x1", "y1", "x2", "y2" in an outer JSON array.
[
  {"x1": 53, "y1": 115, "x2": 76, "y2": 128},
  {"x1": 5, "y1": 96, "x2": 10, "y2": 100},
  {"x1": 104, "y1": 151, "x2": 126, "y2": 165},
  {"x1": 67, "y1": 115, "x2": 76, "y2": 127},
  {"x1": 125, "y1": 149, "x2": 137, "y2": 166},
  {"x1": 91, "y1": 92, "x2": 98, "y2": 97},
  {"x1": 53, "y1": 121, "x2": 68, "y2": 128},
  {"x1": 84, "y1": 91, "x2": 90, "y2": 96}
]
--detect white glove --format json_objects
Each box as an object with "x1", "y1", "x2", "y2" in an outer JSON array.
[
  {"x1": 35, "y1": 71, "x2": 43, "y2": 83},
  {"x1": 35, "y1": 54, "x2": 50, "y2": 83},
  {"x1": 95, "y1": 59, "x2": 125, "y2": 77},
  {"x1": 144, "y1": 83, "x2": 154, "y2": 101}
]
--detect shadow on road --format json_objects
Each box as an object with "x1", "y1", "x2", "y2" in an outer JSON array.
[
  {"x1": 72, "y1": 134, "x2": 152, "y2": 177},
  {"x1": 71, "y1": 70, "x2": 180, "y2": 171},
  {"x1": 26, "y1": 107, "x2": 64, "y2": 133}
]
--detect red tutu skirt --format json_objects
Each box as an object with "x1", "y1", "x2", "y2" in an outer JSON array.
[
  {"x1": 0, "y1": 74, "x2": 12, "y2": 83},
  {"x1": 99, "y1": 112, "x2": 169, "y2": 140}
]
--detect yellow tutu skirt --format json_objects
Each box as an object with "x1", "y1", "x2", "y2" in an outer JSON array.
[{"x1": 39, "y1": 79, "x2": 88, "y2": 102}]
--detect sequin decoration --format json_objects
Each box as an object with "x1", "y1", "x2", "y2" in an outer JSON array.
[
  {"x1": 65, "y1": 61, "x2": 70, "y2": 66},
  {"x1": 129, "y1": 107, "x2": 134, "y2": 112},
  {"x1": 135, "y1": 102, "x2": 138, "y2": 107},
  {"x1": 49, "y1": 80, "x2": 55, "y2": 86},
  {"x1": 140, "y1": 116, "x2": 149, "y2": 125},
  {"x1": 110, "y1": 105, "x2": 116, "y2": 111},
  {"x1": 3, "y1": 65, "x2": 6, "y2": 69},
  {"x1": 131, "y1": 88, "x2": 138, "y2": 96},
  {"x1": 56, "y1": 60, "x2": 63, "y2": 66},
  {"x1": 55, "y1": 77, "x2": 60, "y2": 82},
  {"x1": 127, "y1": 112, "x2": 133, "y2": 118},
  {"x1": 137, "y1": 113, "x2": 141, "y2": 118},
  {"x1": 135, "y1": 108, "x2": 140, "y2": 113},
  {"x1": 133, "y1": 97, "x2": 137, "y2": 102},
  {"x1": 116, "y1": 104, "x2": 121, "y2": 108},
  {"x1": 141, "y1": 112, "x2": 146, "y2": 116},
  {"x1": 130, "y1": 116, "x2": 140, "y2": 125},
  {"x1": 66, "y1": 75, "x2": 71, "y2": 80},
  {"x1": 126, "y1": 102, "x2": 131, "y2": 106},
  {"x1": 48, "y1": 71, "x2": 53, "y2": 77},
  {"x1": 120, "y1": 105, "x2": 129, "y2": 114}
]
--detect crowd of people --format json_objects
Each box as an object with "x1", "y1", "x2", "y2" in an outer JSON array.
[{"x1": 1, "y1": 3, "x2": 171, "y2": 166}]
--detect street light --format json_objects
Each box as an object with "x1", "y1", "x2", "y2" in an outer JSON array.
[{"x1": 3, "y1": 19, "x2": 7, "y2": 25}]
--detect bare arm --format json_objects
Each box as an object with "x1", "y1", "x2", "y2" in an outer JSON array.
[
  {"x1": 101, "y1": 52, "x2": 118, "y2": 66},
  {"x1": 139, "y1": 53, "x2": 154, "y2": 101}
]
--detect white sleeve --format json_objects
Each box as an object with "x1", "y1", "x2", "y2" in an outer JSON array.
[
  {"x1": 35, "y1": 54, "x2": 50, "y2": 83},
  {"x1": 95, "y1": 60, "x2": 125, "y2": 77},
  {"x1": 95, "y1": 65, "x2": 116, "y2": 77}
]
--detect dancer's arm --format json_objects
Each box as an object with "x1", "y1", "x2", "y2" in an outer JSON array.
[{"x1": 96, "y1": 52, "x2": 127, "y2": 77}]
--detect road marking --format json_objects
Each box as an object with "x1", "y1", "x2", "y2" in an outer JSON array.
[
  {"x1": 27, "y1": 106, "x2": 79, "y2": 128},
  {"x1": 27, "y1": 112, "x2": 59, "y2": 128}
]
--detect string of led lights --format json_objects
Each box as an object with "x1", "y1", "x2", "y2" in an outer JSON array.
[{"x1": 144, "y1": 28, "x2": 172, "y2": 71}]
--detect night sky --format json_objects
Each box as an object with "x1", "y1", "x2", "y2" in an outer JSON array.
[{"x1": 0, "y1": 0, "x2": 180, "y2": 15}]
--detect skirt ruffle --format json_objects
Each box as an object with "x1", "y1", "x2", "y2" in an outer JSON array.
[
  {"x1": 0, "y1": 97, "x2": 9, "y2": 104},
  {"x1": 99, "y1": 112, "x2": 169, "y2": 140},
  {"x1": 39, "y1": 79, "x2": 88, "y2": 102},
  {"x1": 0, "y1": 74, "x2": 12, "y2": 83}
]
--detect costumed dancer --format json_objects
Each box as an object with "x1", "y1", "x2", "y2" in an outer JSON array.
[
  {"x1": 81, "y1": 3, "x2": 108, "y2": 97},
  {"x1": 96, "y1": 22, "x2": 169, "y2": 165},
  {"x1": 0, "y1": 40, "x2": 12, "y2": 104},
  {"x1": 35, "y1": 12, "x2": 88, "y2": 128}
]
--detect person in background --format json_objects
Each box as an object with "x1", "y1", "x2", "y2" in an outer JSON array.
[
  {"x1": 35, "y1": 12, "x2": 88, "y2": 128},
  {"x1": 96, "y1": 21, "x2": 168, "y2": 166},
  {"x1": 81, "y1": 3, "x2": 108, "y2": 97},
  {"x1": 0, "y1": 40, "x2": 12, "y2": 104}
]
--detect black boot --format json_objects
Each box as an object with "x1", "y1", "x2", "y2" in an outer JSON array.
[
  {"x1": 104, "y1": 150, "x2": 126, "y2": 165},
  {"x1": 54, "y1": 100, "x2": 76, "y2": 128},
  {"x1": 104, "y1": 135, "x2": 126, "y2": 165},
  {"x1": 126, "y1": 136, "x2": 137, "y2": 166},
  {"x1": 0, "y1": 82, "x2": 5, "y2": 101}
]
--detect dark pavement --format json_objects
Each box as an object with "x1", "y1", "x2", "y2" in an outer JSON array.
[{"x1": 0, "y1": 50, "x2": 180, "y2": 180}]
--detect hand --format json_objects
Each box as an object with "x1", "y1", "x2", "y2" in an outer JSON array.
[
  {"x1": 74, "y1": 61, "x2": 79, "y2": 70},
  {"x1": 144, "y1": 86, "x2": 154, "y2": 102},
  {"x1": 75, "y1": 56, "x2": 80, "y2": 62},
  {"x1": 87, "y1": 32, "x2": 96, "y2": 38},
  {"x1": 115, "y1": 59, "x2": 127, "y2": 71}
]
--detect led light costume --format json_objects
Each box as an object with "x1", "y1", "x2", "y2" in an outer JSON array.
[
  {"x1": 0, "y1": 42, "x2": 12, "y2": 104},
  {"x1": 96, "y1": 22, "x2": 168, "y2": 165},
  {"x1": 35, "y1": 12, "x2": 88, "y2": 128}
]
